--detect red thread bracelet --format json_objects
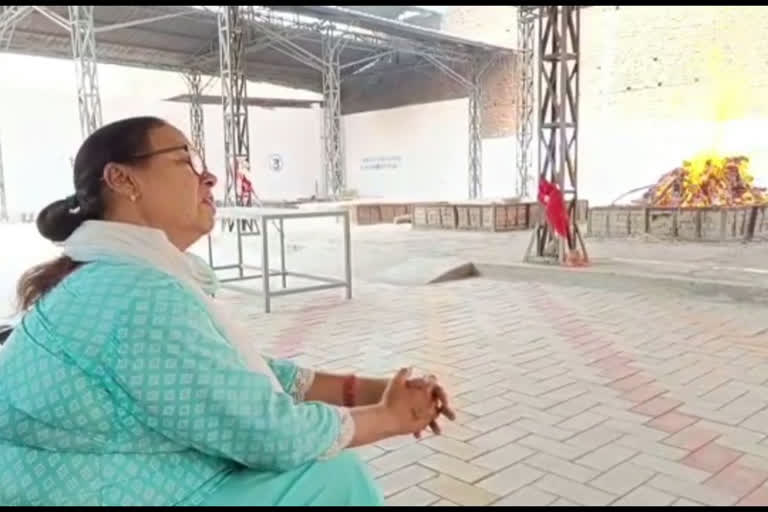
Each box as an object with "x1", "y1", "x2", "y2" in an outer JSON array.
[{"x1": 342, "y1": 374, "x2": 357, "y2": 407}]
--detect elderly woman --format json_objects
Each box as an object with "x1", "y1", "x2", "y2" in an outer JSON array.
[{"x1": 0, "y1": 117, "x2": 454, "y2": 506}]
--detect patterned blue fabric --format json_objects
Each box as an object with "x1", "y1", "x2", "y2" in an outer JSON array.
[{"x1": 0, "y1": 261, "x2": 356, "y2": 506}]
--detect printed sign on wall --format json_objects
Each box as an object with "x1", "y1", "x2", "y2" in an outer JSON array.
[{"x1": 361, "y1": 155, "x2": 402, "y2": 171}]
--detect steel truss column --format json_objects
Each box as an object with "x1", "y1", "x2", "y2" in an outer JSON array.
[
  {"x1": 421, "y1": 51, "x2": 494, "y2": 200},
  {"x1": 183, "y1": 70, "x2": 207, "y2": 161},
  {"x1": 321, "y1": 25, "x2": 345, "y2": 198},
  {"x1": 218, "y1": 5, "x2": 251, "y2": 207},
  {"x1": 524, "y1": 6, "x2": 586, "y2": 265},
  {"x1": 68, "y1": 6, "x2": 103, "y2": 139},
  {"x1": 516, "y1": 6, "x2": 536, "y2": 199},
  {"x1": 468, "y1": 55, "x2": 483, "y2": 199}
]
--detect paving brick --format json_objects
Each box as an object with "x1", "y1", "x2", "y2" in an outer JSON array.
[
  {"x1": 464, "y1": 406, "x2": 524, "y2": 433},
  {"x1": 420, "y1": 475, "x2": 499, "y2": 506},
  {"x1": 370, "y1": 444, "x2": 435, "y2": 474},
  {"x1": 591, "y1": 405, "x2": 654, "y2": 425},
  {"x1": 557, "y1": 411, "x2": 606, "y2": 432},
  {"x1": 491, "y1": 486, "x2": 558, "y2": 506},
  {"x1": 386, "y1": 486, "x2": 440, "y2": 506},
  {"x1": 475, "y1": 463, "x2": 544, "y2": 496},
  {"x1": 647, "y1": 474, "x2": 738, "y2": 506},
  {"x1": 631, "y1": 453, "x2": 712, "y2": 483},
  {"x1": 613, "y1": 485, "x2": 677, "y2": 506},
  {"x1": 670, "y1": 498, "x2": 704, "y2": 506},
  {"x1": 499, "y1": 389, "x2": 562, "y2": 411},
  {"x1": 421, "y1": 436, "x2": 485, "y2": 461},
  {"x1": 518, "y1": 434, "x2": 591, "y2": 461},
  {"x1": 616, "y1": 434, "x2": 689, "y2": 461},
  {"x1": 470, "y1": 442, "x2": 534, "y2": 471},
  {"x1": 706, "y1": 463, "x2": 768, "y2": 500},
  {"x1": 647, "y1": 411, "x2": 700, "y2": 434},
  {"x1": 468, "y1": 425, "x2": 528, "y2": 451},
  {"x1": 534, "y1": 474, "x2": 616, "y2": 506},
  {"x1": 664, "y1": 425, "x2": 721, "y2": 451},
  {"x1": 576, "y1": 442, "x2": 638, "y2": 472},
  {"x1": 527, "y1": 452, "x2": 598, "y2": 481},
  {"x1": 632, "y1": 396, "x2": 683, "y2": 417},
  {"x1": 351, "y1": 444, "x2": 386, "y2": 462},
  {"x1": 738, "y1": 454, "x2": 768, "y2": 473},
  {"x1": 440, "y1": 422, "x2": 482, "y2": 442},
  {"x1": 376, "y1": 465, "x2": 437, "y2": 497},
  {"x1": 376, "y1": 434, "x2": 420, "y2": 452},
  {"x1": 419, "y1": 453, "x2": 491, "y2": 483},
  {"x1": 738, "y1": 485, "x2": 768, "y2": 506},
  {"x1": 610, "y1": 373, "x2": 656, "y2": 392},
  {"x1": 682, "y1": 442, "x2": 743, "y2": 473},
  {"x1": 512, "y1": 418, "x2": 574, "y2": 441},
  {"x1": 590, "y1": 461, "x2": 656, "y2": 496},
  {"x1": 565, "y1": 425, "x2": 623, "y2": 452},
  {"x1": 461, "y1": 396, "x2": 515, "y2": 417}
]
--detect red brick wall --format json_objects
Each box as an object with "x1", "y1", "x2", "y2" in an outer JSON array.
[{"x1": 341, "y1": 6, "x2": 520, "y2": 139}]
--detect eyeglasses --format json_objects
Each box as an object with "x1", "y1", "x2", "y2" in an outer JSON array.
[{"x1": 129, "y1": 144, "x2": 207, "y2": 177}]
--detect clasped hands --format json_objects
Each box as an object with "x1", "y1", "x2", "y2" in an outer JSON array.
[{"x1": 380, "y1": 368, "x2": 456, "y2": 439}]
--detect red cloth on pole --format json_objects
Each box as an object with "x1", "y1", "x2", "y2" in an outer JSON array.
[{"x1": 537, "y1": 178, "x2": 570, "y2": 240}]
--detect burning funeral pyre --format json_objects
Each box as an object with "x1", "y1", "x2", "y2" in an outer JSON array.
[{"x1": 640, "y1": 154, "x2": 768, "y2": 208}]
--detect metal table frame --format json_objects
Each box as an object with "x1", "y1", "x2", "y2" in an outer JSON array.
[{"x1": 207, "y1": 208, "x2": 352, "y2": 313}]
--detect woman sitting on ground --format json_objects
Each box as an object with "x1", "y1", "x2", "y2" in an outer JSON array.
[{"x1": 0, "y1": 116, "x2": 454, "y2": 506}]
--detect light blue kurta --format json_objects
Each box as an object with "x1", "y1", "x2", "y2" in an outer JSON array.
[{"x1": 0, "y1": 261, "x2": 382, "y2": 506}]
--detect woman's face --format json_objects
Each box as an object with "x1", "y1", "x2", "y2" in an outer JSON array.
[{"x1": 128, "y1": 123, "x2": 217, "y2": 248}]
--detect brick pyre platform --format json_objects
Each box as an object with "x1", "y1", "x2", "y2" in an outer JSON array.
[
  {"x1": 587, "y1": 205, "x2": 768, "y2": 242},
  {"x1": 588, "y1": 154, "x2": 768, "y2": 242},
  {"x1": 346, "y1": 199, "x2": 589, "y2": 233}
]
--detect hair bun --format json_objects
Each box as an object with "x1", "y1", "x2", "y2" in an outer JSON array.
[{"x1": 36, "y1": 196, "x2": 86, "y2": 243}]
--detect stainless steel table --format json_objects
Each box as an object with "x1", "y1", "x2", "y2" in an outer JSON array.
[{"x1": 208, "y1": 206, "x2": 352, "y2": 313}]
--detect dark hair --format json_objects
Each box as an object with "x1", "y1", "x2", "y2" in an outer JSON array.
[{"x1": 16, "y1": 116, "x2": 167, "y2": 311}]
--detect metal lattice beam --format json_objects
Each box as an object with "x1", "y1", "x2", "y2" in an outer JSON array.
[
  {"x1": 516, "y1": 6, "x2": 536, "y2": 199},
  {"x1": 183, "y1": 70, "x2": 207, "y2": 161},
  {"x1": 524, "y1": 5, "x2": 587, "y2": 265},
  {"x1": 468, "y1": 55, "x2": 483, "y2": 199},
  {"x1": 321, "y1": 25, "x2": 345, "y2": 198},
  {"x1": 421, "y1": 51, "x2": 496, "y2": 199},
  {"x1": 68, "y1": 6, "x2": 103, "y2": 139},
  {"x1": 218, "y1": 5, "x2": 251, "y2": 207}
]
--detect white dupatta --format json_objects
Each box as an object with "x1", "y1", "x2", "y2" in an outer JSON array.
[{"x1": 61, "y1": 220, "x2": 284, "y2": 393}]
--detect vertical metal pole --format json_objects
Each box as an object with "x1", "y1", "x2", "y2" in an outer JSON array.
[
  {"x1": 262, "y1": 216, "x2": 271, "y2": 313},
  {"x1": 321, "y1": 25, "x2": 345, "y2": 198},
  {"x1": 516, "y1": 6, "x2": 536, "y2": 198},
  {"x1": 235, "y1": 213, "x2": 244, "y2": 278},
  {"x1": 467, "y1": 55, "x2": 483, "y2": 200},
  {"x1": 184, "y1": 70, "x2": 207, "y2": 160},
  {"x1": 68, "y1": 6, "x2": 103, "y2": 139},
  {"x1": 524, "y1": 6, "x2": 584, "y2": 264},
  {"x1": 207, "y1": 233, "x2": 214, "y2": 267},
  {"x1": 343, "y1": 211, "x2": 352, "y2": 300},
  {"x1": 279, "y1": 218, "x2": 286, "y2": 289},
  {"x1": 218, "y1": 5, "x2": 251, "y2": 207}
]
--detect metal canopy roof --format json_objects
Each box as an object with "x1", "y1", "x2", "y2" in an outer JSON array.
[
  {"x1": 165, "y1": 93, "x2": 322, "y2": 109},
  {"x1": 4, "y1": 5, "x2": 514, "y2": 93}
]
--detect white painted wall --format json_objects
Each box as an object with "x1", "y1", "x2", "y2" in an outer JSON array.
[
  {"x1": 343, "y1": 98, "x2": 517, "y2": 201},
  {"x1": 1, "y1": 51, "x2": 521, "y2": 210},
  {"x1": 0, "y1": 53, "x2": 322, "y2": 214}
]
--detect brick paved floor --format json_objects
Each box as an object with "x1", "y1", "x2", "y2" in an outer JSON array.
[{"x1": 222, "y1": 275, "x2": 768, "y2": 506}]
